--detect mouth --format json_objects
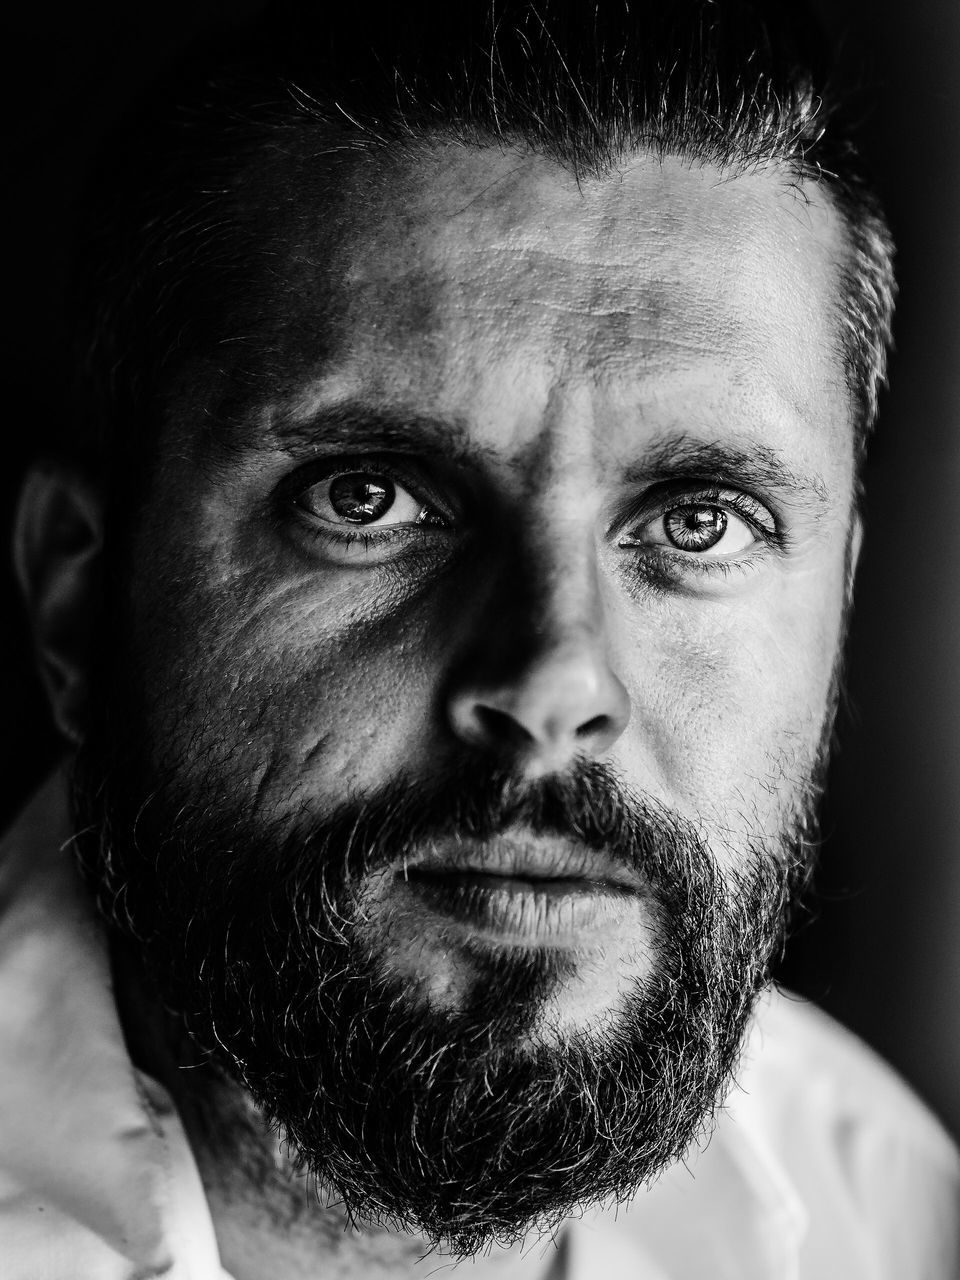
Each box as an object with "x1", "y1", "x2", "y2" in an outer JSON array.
[{"x1": 394, "y1": 835, "x2": 643, "y2": 945}]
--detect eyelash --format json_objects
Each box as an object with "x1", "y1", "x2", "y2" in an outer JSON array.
[
  {"x1": 618, "y1": 485, "x2": 782, "y2": 584},
  {"x1": 300, "y1": 522, "x2": 433, "y2": 553}
]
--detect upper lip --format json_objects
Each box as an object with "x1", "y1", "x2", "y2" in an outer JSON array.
[{"x1": 398, "y1": 832, "x2": 642, "y2": 891}]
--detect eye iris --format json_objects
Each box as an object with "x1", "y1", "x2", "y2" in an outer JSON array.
[
  {"x1": 664, "y1": 504, "x2": 727, "y2": 551},
  {"x1": 328, "y1": 473, "x2": 395, "y2": 524}
]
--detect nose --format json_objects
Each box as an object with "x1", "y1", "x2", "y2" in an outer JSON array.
[{"x1": 446, "y1": 554, "x2": 630, "y2": 774}]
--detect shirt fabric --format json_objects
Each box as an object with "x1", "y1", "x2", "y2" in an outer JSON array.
[{"x1": 1, "y1": 775, "x2": 958, "y2": 1280}]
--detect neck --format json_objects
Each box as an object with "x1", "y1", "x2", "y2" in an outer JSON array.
[{"x1": 177, "y1": 1071, "x2": 434, "y2": 1280}]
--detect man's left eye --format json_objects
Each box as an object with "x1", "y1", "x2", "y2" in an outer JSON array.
[
  {"x1": 618, "y1": 490, "x2": 774, "y2": 560},
  {"x1": 643, "y1": 502, "x2": 756, "y2": 556},
  {"x1": 296, "y1": 470, "x2": 447, "y2": 529}
]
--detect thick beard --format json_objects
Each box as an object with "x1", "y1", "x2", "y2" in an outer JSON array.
[{"x1": 71, "y1": 696, "x2": 814, "y2": 1256}]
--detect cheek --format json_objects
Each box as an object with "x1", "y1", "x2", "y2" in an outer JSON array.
[
  {"x1": 131, "y1": 548, "x2": 456, "y2": 814},
  {"x1": 613, "y1": 565, "x2": 846, "y2": 835}
]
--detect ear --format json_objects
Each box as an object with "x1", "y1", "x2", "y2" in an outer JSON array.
[{"x1": 13, "y1": 465, "x2": 104, "y2": 745}]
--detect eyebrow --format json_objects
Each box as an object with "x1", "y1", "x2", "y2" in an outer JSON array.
[
  {"x1": 261, "y1": 402, "x2": 483, "y2": 468},
  {"x1": 623, "y1": 438, "x2": 830, "y2": 506},
  {"x1": 255, "y1": 399, "x2": 831, "y2": 507}
]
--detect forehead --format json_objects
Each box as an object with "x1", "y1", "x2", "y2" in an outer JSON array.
[{"x1": 231, "y1": 142, "x2": 851, "y2": 475}]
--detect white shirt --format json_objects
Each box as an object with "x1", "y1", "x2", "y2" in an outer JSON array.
[{"x1": 1, "y1": 775, "x2": 958, "y2": 1279}]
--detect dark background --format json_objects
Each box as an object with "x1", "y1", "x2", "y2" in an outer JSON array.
[{"x1": 3, "y1": 2, "x2": 958, "y2": 1137}]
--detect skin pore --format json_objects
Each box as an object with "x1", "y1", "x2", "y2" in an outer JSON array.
[{"x1": 67, "y1": 143, "x2": 857, "y2": 1279}]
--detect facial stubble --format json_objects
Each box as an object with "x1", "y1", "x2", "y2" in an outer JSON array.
[{"x1": 71, "y1": 668, "x2": 817, "y2": 1258}]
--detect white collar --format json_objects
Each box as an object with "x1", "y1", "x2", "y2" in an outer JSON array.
[{"x1": 0, "y1": 771, "x2": 224, "y2": 1279}]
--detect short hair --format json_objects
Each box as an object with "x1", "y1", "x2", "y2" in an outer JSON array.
[{"x1": 70, "y1": 0, "x2": 895, "y2": 493}]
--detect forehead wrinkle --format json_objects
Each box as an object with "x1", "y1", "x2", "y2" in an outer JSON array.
[
  {"x1": 333, "y1": 238, "x2": 810, "y2": 398},
  {"x1": 332, "y1": 261, "x2": 756, "y2": 400},
  {"x1": 214, "y1": 144, "x2": 851, "y2": 485}
]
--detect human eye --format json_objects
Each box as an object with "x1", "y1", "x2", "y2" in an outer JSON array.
[
  {"x1": 616, "y1": 485, "x2": 779, "y2": 585},
  {"x1": 279, "y1": 455, "x2": 453, "y2": 564}
]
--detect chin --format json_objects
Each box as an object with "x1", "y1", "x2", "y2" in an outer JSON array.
[{"x1": 355, "y1": 857, "x2": 661, "y2": 1032}]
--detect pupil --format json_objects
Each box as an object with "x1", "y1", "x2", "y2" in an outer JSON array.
[
  {"x1": 329, "y1": 473, "x2": 395, "y2": 524},
  {"x1": 665, "y1": 504, "x2": 726, "y2": 551}
]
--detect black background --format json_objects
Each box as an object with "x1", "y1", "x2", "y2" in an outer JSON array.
[{"x1": 2, "y1": 1, "x2": 958, "y2": 1137}]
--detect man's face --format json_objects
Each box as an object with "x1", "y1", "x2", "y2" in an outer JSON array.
[{"x1": 78, "y1": 145, "x2": 855, "y2": 1247}]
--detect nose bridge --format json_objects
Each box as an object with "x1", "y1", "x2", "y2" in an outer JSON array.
[
  {"x1": 445, "y1": 489, "x2": 630, "y2": 771},
  {"x1": 504, "y1": 408, "x2": 607, "y2": 641},
  {"x1": 514, "y1": 515, "x2": 606, "y2": 659}
]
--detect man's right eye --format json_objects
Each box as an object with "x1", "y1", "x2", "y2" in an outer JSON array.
[
  {"x1": 296, "y1": 469, "x2": 448, "y2": 530},
  {"x1": 277, "y1": 456, "x2": 456, "y2": 566}
]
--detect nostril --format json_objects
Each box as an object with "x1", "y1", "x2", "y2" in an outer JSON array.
[
  {"x1": 448, "y1": 649, "x2": 631, "y2": 761},
  {"x1": 474, "y1": 705, "x2": 535, "y2": 750},
  {"x1": 575, "y1": 714, "x2": 610, "y2": 741}
]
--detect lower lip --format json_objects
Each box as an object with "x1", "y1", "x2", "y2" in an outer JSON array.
[{"x1": 399, "y1": 870, "x2": 639, "y2": 943}]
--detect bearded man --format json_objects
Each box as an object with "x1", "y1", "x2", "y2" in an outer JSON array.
[{"x1": 3, "y1": 1, "x2": 958, "y2": 1277}]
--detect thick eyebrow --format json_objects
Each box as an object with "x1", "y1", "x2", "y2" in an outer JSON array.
[
  {"x1": 261, "y1": 402, "x2": 482, "y2": 468},
  {"x1": 625, "y1": 438, "x2": 830, "y2": 507},
  {"x1": 256, "y1": 398, "x2": 831, "y2": 508}
]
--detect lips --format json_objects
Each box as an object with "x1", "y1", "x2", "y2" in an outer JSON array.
[
  {"x1": 402, "y1": 833, "x2": 642, "y2": 889},
  {"x1": 394, "y1": 833, "x2": 644, "y2": 943}
]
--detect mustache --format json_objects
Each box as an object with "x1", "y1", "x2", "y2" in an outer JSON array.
[
  {"x1": 75, "y1": 745, "x2": 801, "y2": 957},
  {"x1": 273, "y1": 757, "x2": 717, "y2": 896}
]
